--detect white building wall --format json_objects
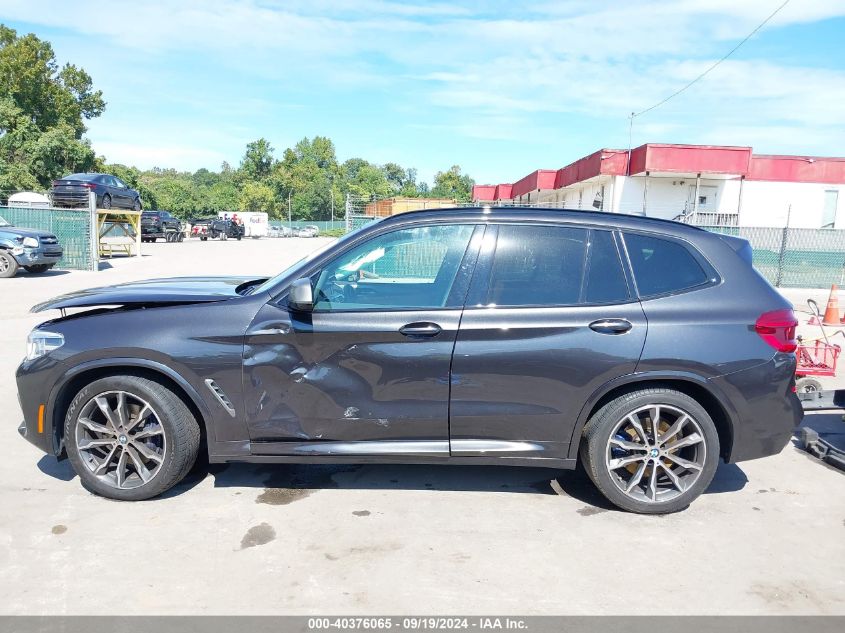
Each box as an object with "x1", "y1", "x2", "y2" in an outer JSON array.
[
  {"x1": 739, "y1": 181, "x2": 844, "y2": 228},
  {"x1": 505, "y1": 177, "x2": 843, "y2": 229}
]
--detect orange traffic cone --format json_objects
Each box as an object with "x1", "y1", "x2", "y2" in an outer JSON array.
[{"x1": 823, "y1": 284, "x2": 840, "y2": 325}]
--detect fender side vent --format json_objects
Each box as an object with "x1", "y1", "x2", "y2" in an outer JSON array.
[{"x1": 204, "y1": 379, "x2": 236, "y2": 418}]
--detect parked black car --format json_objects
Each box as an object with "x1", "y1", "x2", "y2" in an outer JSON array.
[
  {"x1": 51, "y1": 173, "x2": 142, "y2": 211},
  {"x1": 0, "y1": 214, "x2": 63, "y2": 277},
  {"x1": 210, "y1": 218, "x2": 244, "y2": 241},
  {"x1": 141, "y1": 211, "x2": 183, "y2": 243},
  {"x1": 16, "y1": 208, "x2": 802, "y2": 512}
]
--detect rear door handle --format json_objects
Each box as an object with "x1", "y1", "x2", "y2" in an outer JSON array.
[
  {"x1": 589, "y1": 319, "x2": 632, "y2": 335},
  {"x1": 399, "y1": 322, "x2": 442, "y2": 337}
]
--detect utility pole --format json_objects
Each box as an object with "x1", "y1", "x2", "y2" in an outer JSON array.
[
  {"x1": 331, "y1": 189, "x2": 334, "y2": 225},
  {"x1": 288, "y1": 190, "x2": 292, "y2": 228}
]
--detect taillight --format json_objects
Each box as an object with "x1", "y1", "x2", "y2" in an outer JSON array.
[
  {"x1": 755, "y1": 309, "x2": 798, "y2": 353},
  {"x1": 81, "y1": 182, "x2": 97, "y2": 189}
]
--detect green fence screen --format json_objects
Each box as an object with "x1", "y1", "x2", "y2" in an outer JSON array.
[
  {"x1": 702, "y1": 226, "x2": 845, "y2": 289},
  {"x1": 1, "y1": 206, "x2": 94, "y2": 270}
]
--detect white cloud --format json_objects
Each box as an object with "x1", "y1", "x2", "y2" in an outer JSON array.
[
  {"x1": 4, "y1": 0, "x2": 843, "y2": 167},
  {"x1": 92, "y1": 141, "x2": 228, "y2": 171}
]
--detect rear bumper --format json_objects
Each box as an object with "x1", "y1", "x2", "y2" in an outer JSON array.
[
  {"x1": 51, "y1": 192, "x2": 90, "y2": 207},
  {"x1": 711, "y1": 352, "x2": 803, "y2": 463}
]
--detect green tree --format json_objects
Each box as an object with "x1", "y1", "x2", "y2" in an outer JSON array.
[
  {"x1": 239, "y1": 138, "x2": 275, "y2": 182},
  {"x1": 0, "y1": 25, "x2": 105, "y2": 137},
  {"x1": 430, "y1": 165, "x2": 474, "y2": 202},
  {"x1": 0, "y1": 25, "x2": 104, "y2": 194},
  {"x1": 208, "y1": 181, "x2": 239, "y2": 213},
  {"x1": 239, "y1": 180, "x2": 277, "y2": 215}
]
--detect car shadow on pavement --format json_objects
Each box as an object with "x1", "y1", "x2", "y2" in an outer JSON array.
[
  {"x1": 18, "y1": 270, "x2": 70, "y2": 278},
  {"x1": 36, "y1": 455, "x2": 76, "y2": 481},
  {"x1": 155, "y1": 457, "x2": 749, "y2": 509}
]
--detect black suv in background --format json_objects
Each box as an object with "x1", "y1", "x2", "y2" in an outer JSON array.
[
  {"x1": 141, "y1": 211, "x2": 183, "y2": 243},
  {"x1": 51, "y1": 173, "x2": 143, "y2": 210},
  {"x1": 16, "y1": 208, "x2": 802, "y2": 513}
]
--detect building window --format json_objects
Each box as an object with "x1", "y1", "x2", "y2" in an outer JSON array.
[{"x1": 822, "y1": 190, "x2": 839, "y2": 229}]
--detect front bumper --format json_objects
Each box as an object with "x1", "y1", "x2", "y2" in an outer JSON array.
[
  {"x1": 14, "y1": 247, "x2": 63, "y2": 267},
  {"x1": 16, "y1": 355, "x2": 64, "y2": 455}
]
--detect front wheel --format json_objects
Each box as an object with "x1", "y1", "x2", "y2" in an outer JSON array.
[
  {"x1": 64, "y1": 375, "x2": 201, "y2": 501},
  {"x1": 580, "y1": 388, "x2": 719, "y2": 514},
  {"x1": 133, "y1": 198, "x2": 142, "y2": 211},
  {"x1": 0, "y1": 250, "x2": 19, "y2": 278}
]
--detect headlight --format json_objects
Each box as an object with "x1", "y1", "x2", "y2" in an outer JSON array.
[
  {"x1": 26, "y1": 330, "x2": 64, "y2": 361},
  {"x1": 22, "y1": 237, "x2": 39, "y2": 248}
]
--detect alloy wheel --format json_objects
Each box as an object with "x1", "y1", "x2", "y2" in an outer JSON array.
[
  {"x1": 74, "y1": 390, "x2": 167, "y2": 490},
  {"x1": 0, "y1": 255, "x2": 9, "y2": 274},
  {"x1": 605, "y1": 404, "x2": 706, "y2": 503}
]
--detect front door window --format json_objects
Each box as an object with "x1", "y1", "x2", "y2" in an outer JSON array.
[{"x1": 312, "y1": 224, "x2": 475, "y2": 311}]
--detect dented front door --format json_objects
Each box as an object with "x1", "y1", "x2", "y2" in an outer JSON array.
[{"x1": 241, "y1": 303, "x2": 461, "y2": 455}]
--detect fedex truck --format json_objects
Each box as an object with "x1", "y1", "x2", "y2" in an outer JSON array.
[{"x1": 219, "y1": 212, "x2": 269, "y2": 238}]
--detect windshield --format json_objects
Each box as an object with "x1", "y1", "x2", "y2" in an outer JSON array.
[
  {"x1": 0, "y1": 215, "x2": 10, "y2": 227},
  {"x1": 250, "y1": 221, "x2": 380, "y2": 296}
]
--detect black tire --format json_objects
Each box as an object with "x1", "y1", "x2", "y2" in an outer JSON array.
[
  {"x1": 24, "y1": 264, "x2": 49, "y2": 274},
  {"x1": 177, "y1": 231, "x2": 184, "y2": 242},
  {"x1": 133, "y1": 197, "x2": 142, "y2": 211},
  {"x1": 0, "y1": 250, "x2": 19, "y2": 278},
  {"x1": 580, "y1": 388, "x2": 719, "y2": 514},
  {"x1": 796, "y1": 377, "x2": 823, "y2": 394},
  {"x1": 102, "y1": 194, "x2": 112, "y2": 209},
  {"x1": 64, "y1": 375, "x2": 201, "y2": 501},
  {"x1": 200, "y1": 236, "x2": 207, "y2": 241},
  {"x1": 165, "y1": 232, "x2": 174, "y2": 243}
]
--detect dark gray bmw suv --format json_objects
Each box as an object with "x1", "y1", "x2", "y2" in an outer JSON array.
[{"x1": 16, "y1": 208, "x2": 802, "y2": 513}]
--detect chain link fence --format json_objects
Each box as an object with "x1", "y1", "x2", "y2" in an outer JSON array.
[
  {"x1": 703, "y1": 226, "x2": 845, "y2": 289},
  {"x1": 1, "y1": 205, "x2": 95, "y2": 270}
]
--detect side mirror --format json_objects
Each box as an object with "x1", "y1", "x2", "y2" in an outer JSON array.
[{"x1": 288, "y1": 277, "x2": 314, "y2": 312}]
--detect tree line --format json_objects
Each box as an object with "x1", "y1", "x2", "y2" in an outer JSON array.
[{"x1": 0, "y1": 25, "x2": 475, "y2": 220}]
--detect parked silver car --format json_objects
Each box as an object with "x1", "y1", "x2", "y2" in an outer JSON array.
[{"x1": 297, "y1": 225, "x2": 320, "y2": 238}]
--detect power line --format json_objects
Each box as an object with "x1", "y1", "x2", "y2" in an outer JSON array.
[{"x1": 631, "y1": 0, "x2": 792, "y2": 119}]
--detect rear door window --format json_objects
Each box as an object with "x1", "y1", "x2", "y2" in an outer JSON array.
[
  {"x1": 487, "y1": 225, "x2": 587, "y2": 306},
  {"x1": 623, "y1": 232, "x2": 708, "y2": 297},
  {"x1": 486, "y1": 226, "x2": 630, "y2": 307},
  {"x1": 584, "y1": 230, "x2": 629, "y2": 303}
]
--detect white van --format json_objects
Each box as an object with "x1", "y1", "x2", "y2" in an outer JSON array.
[{"x1": 220, "y1": 212, "x2": 269, "y2": 238}]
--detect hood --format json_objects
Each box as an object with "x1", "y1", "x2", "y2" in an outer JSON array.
[
  {"x1": 0, "y1": 226, "x2": 55, "y2": 239},
  {"x1": 31, "y1": 276, "x2": 266, "y2": 313}
]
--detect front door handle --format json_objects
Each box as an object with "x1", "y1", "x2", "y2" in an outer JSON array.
[
  {"x1": 589, "y1": 319, "x2": 633, "y2": 335},
  {"x1": 399, "y1": 322, "x2": 442, "y2": 337}
]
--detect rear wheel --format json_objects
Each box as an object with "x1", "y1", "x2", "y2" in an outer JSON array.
[
  {"x1": 64, "y1": 375, "x2": 201, "y2": 501},
  {"x1": 0, "y1": 250, "x2": 19, "y2": 278},
  {"x1": 580, "y1": 388, "x2": 719, "y2": 514},
  {"x1": 795, "y1": 376, "x2": 822, "y2": 394},
  {"x1": 102, "y1": 194, "x2": 112, "y2": 209}
]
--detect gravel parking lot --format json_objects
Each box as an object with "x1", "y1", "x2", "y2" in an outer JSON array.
[{"x1": 1, "y1": 237, "x2": 843, "y2": 615}]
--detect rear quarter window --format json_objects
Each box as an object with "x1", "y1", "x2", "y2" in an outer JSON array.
[{"x1": 623, "y1": 232, "x2": 709, "y2": 297}]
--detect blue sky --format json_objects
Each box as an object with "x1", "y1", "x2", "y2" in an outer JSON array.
[{"x1": 3, "y1": 0, "x2": 844, "y2": 185}]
